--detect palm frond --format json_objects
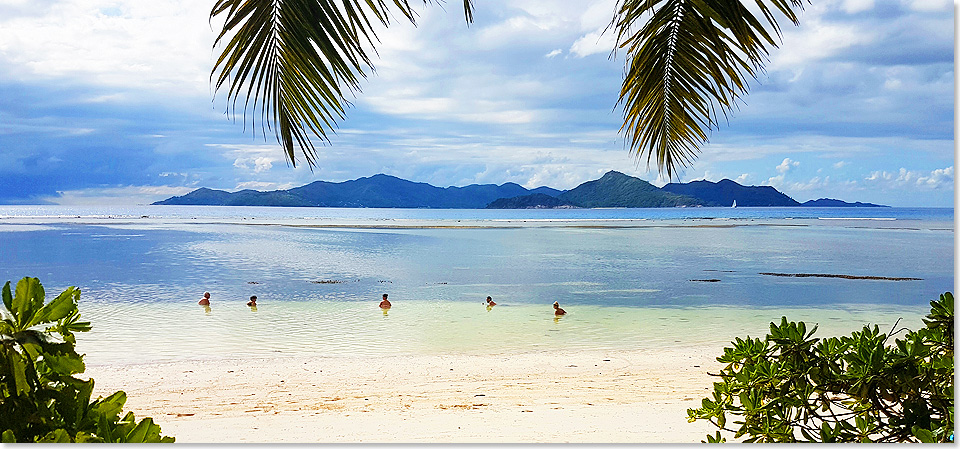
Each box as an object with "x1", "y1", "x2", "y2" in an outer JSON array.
[
  {"x1": 211, "y1": 0, "x2": 474, "y2": 168},
  {"x1": 614, "y1": 0, "x2": 804, "y2": 179}
]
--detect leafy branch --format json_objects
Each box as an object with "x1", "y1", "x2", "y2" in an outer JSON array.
[{"x1": 688, "y1": 292, "x2": 954, "y2": 443}]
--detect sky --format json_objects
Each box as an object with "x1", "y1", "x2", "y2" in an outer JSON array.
[{"x1": 0, "y1": 0, "x2": 954, "y2": 207}]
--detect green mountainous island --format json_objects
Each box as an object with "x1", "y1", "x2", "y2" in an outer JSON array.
[{"x1": 154, "y1": 171, "x2": 887, "y2": 209}]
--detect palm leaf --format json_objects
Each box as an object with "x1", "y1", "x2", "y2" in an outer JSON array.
[
  {"x1": 613, "y1": 0, "x2": 804, "y2": 178},
  {"x1": 211, "y1": 0, "x2": 474, "y2": 168}
]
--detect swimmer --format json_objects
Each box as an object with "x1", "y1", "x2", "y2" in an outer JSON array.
[
  {"x1": 247, "y1": 295, "x2": 257, "y2": 307},
  {"x1": 379, "y1": 293, "x2": 391, "y2": 309},
  {"x1": 198, "y1": 292, "x2": 210, "y2": 306},
  {"x1": 553, "y1": 301, "x2": 566, "y2": 316},
  {"x1": 485, "y1": 296, "x2": 496, "y2": 307}
]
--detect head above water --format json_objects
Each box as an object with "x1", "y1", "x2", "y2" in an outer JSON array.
[
  {"x1": 553, "y1": 301, "x2": 559, "y2": 308},
  {"x1": 249, "y1": 295, "x2": 257, "y2": 301},
  {"x1": 203, "y1": 292, "x2": 210, "y2": 299},
  {"x1": 383, "y1": 294, "x2": 388, "y2": 299}
]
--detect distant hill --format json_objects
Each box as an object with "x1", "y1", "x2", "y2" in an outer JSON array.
[
  {"x1": 661, "y1": 179, "x2": 800, "y2": 207},
  {"x1": 154, "y1": 174, "x2": 559, "y2": 208},
  {"x1": 155, "y1": 172, "x2": 881, "y2": 209},
  {"x1": 801, "y1": 198, "x2": 888, "y2": 207},
  {"x1": 486, "y1": 193, "x2": 578, "y2": 209},
  {"x1": 556, "y1": 171, "x2": 702, "y2": 208}
]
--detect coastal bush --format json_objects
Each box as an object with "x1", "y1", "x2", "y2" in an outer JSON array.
[
  {"x1": 688, "y1": 292, "x2": 954, "y2": 443},
  {"x1": 0, "y1": 277, "x2": 174, "y2": 443}
]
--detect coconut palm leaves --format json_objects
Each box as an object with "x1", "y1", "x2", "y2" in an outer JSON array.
[
  {"x1": 211, "y1": 0, "x2": 474, "y2": 168},
  {"x1": 211, "y1": 0, "x2": 801, "y2": 176},
  {"x1": 613, "y1": 0, "x2": 804, "y2": 178}
]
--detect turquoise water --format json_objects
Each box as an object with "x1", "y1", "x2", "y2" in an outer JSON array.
[{"x1": 0, "y1": 206, "x2": 952, "y2": 364}]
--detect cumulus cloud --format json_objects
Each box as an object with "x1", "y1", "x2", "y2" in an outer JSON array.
[
  {"x1": 776, "y1": 158, "x2": 800, "y2": 174},
  {"x1": 865, "y1": 166, "x2": 954, "y2": 189},
  {"x1": 234, "y1": 156, "x2": 276, "y2": 173}
]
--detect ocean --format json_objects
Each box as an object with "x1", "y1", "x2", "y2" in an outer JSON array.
[{"x1": 0, "y1": 205, "x2": 953, "y2": 365}]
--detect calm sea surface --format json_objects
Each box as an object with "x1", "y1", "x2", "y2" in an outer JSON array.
[{"x1": 0, "y1": 205, "x2": 953, "y2": 365}]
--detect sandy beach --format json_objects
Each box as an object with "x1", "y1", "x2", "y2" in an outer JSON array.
[{"x1": 85, "y1": 345, "x2": 728, "y2": 443}]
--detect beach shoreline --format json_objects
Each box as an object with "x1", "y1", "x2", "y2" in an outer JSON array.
[{"x1": 86, "y1": 346, "x2": 727, "y2": 443}]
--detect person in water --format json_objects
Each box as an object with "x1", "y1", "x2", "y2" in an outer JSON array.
[
  {"x1": 247, "y1": 295, "x2": 257, "y2": 307},
  {"x1": 485, "y1": 296, "x2": 496, "y2": 307},
  {"x1": 198, "y1": 292, "x2": 210, "y2": 306},
  {"x1": 553, "y1": 301, "x2": 566, "y2": 316},
  {"x1": 379, "y1": 293, "x2": 391, "y2": 309}
]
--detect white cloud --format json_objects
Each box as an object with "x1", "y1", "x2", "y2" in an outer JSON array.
[
  {"x1": 46, "y1": 185, "x2": 194, "y2": 205},
  {"x1": 735, "y1": 173, "x2": 750, "y2": 184},
  {"x1": 253, "y1": 157, "x2": 273, "y2": 173},
  {"x1": 865, "y1": 166, "x2": 954, "y2": 189},
  {"x1": 842, "y1": 0, "x2": 874, "y2": 13},
  {"x1": 771, "y1": 14, "x2": 874, "y2": 70},
  {"x1": 833, "y1": 161, "x2": 848, "y2": 169},
  {"x1": 233, "y1": 156, "x2": 276, "y2": 173},
  {"x1": 901, "y1": 0, "x2": 951, "y2": 12},
  {"x1": 569, "y1": 28, "x2": 616, "y2": 58},
  {"x1": 0, "y1": 0, "x2": 216, "y2": 95},
  {"x1": 545, "y1": 49, "x2": 563, "y2": 58},
  {"x1": 776, "y1": 158, "x2": 800, "y2": 174}
]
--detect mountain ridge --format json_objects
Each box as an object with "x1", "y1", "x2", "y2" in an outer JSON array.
[{"x1": 155, "y1": 172, "x2": 885, "y2": 208}]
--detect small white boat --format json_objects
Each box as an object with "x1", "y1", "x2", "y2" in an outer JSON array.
[{"x1": 731, "y1": 200, "x2": 737, "y2": 208}]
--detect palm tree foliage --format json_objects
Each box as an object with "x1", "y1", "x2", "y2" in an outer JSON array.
[
  {"x1": 612, "y1": 0, "x2": 803, "y2": 178},
  {"x1": 211, "y1": 0, "x2": 474, "y2": 168},
  {"x1": 211, "y1": 0, "x2": 801, "y2": 176}
]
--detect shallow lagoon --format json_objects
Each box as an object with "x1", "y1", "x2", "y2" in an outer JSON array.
[{"x1": 0, "y1": 205, "x2": 952, "y2": 365}]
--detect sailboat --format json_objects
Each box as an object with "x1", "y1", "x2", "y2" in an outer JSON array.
[{"x1": 731, "y1": 199, "x2": 737, "y2": 208}]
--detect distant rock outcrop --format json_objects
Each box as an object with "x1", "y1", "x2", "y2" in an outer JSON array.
[
  {"x1": 800, "y1": 198, "x2": 888, "y2": 207},
  {"x1": 661, "y1": 179, "x2": 800, "y2": 207}
]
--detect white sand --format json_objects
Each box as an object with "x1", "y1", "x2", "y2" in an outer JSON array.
[{"x1": 85, "y1": 345, "x2": 730, "y2": 443}]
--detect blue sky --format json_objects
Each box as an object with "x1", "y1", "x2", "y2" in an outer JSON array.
[{"x1": 0, "y1": 0, "x2": 954, "y2": 206}]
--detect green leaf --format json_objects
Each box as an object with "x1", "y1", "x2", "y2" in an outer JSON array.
[
  {"x1": 123, "y1": 417, "x2": 157, "y2": 443},
  {"x1": 37, "y1": 428, "x2": 73, "y2": 443},
  {"x1": 12, "y1": 277, "x2": 45, "y2": 329},
  {"x1": 6, "y1": 347, "x2": 31, "y2": 396},
  {"x1": 1, "y1": 281, "x2": 12, "y2": 316},
  {"x1": 89, "y1": 390, "x2": 128, "y2": 423},
  {"x1": 40, "y1": 350, "x2": 86, "y2": 376},
  {"x1": 912, "y1": 426, "x2": 936, "y2": 443},
  {"x1": 30, "y1": 285, "x2": 79, "y2": 328},
  {"x1": 1, "y1": 429, "x2": 16, "y2": 443}
]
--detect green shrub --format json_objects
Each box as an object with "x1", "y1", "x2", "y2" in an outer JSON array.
[
  {"x1": 688, "y1": 292, "x2": 954, "y2": 443},
  {"x1": 0, "y1": 277, "x2": 174, "y2": 442}
]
